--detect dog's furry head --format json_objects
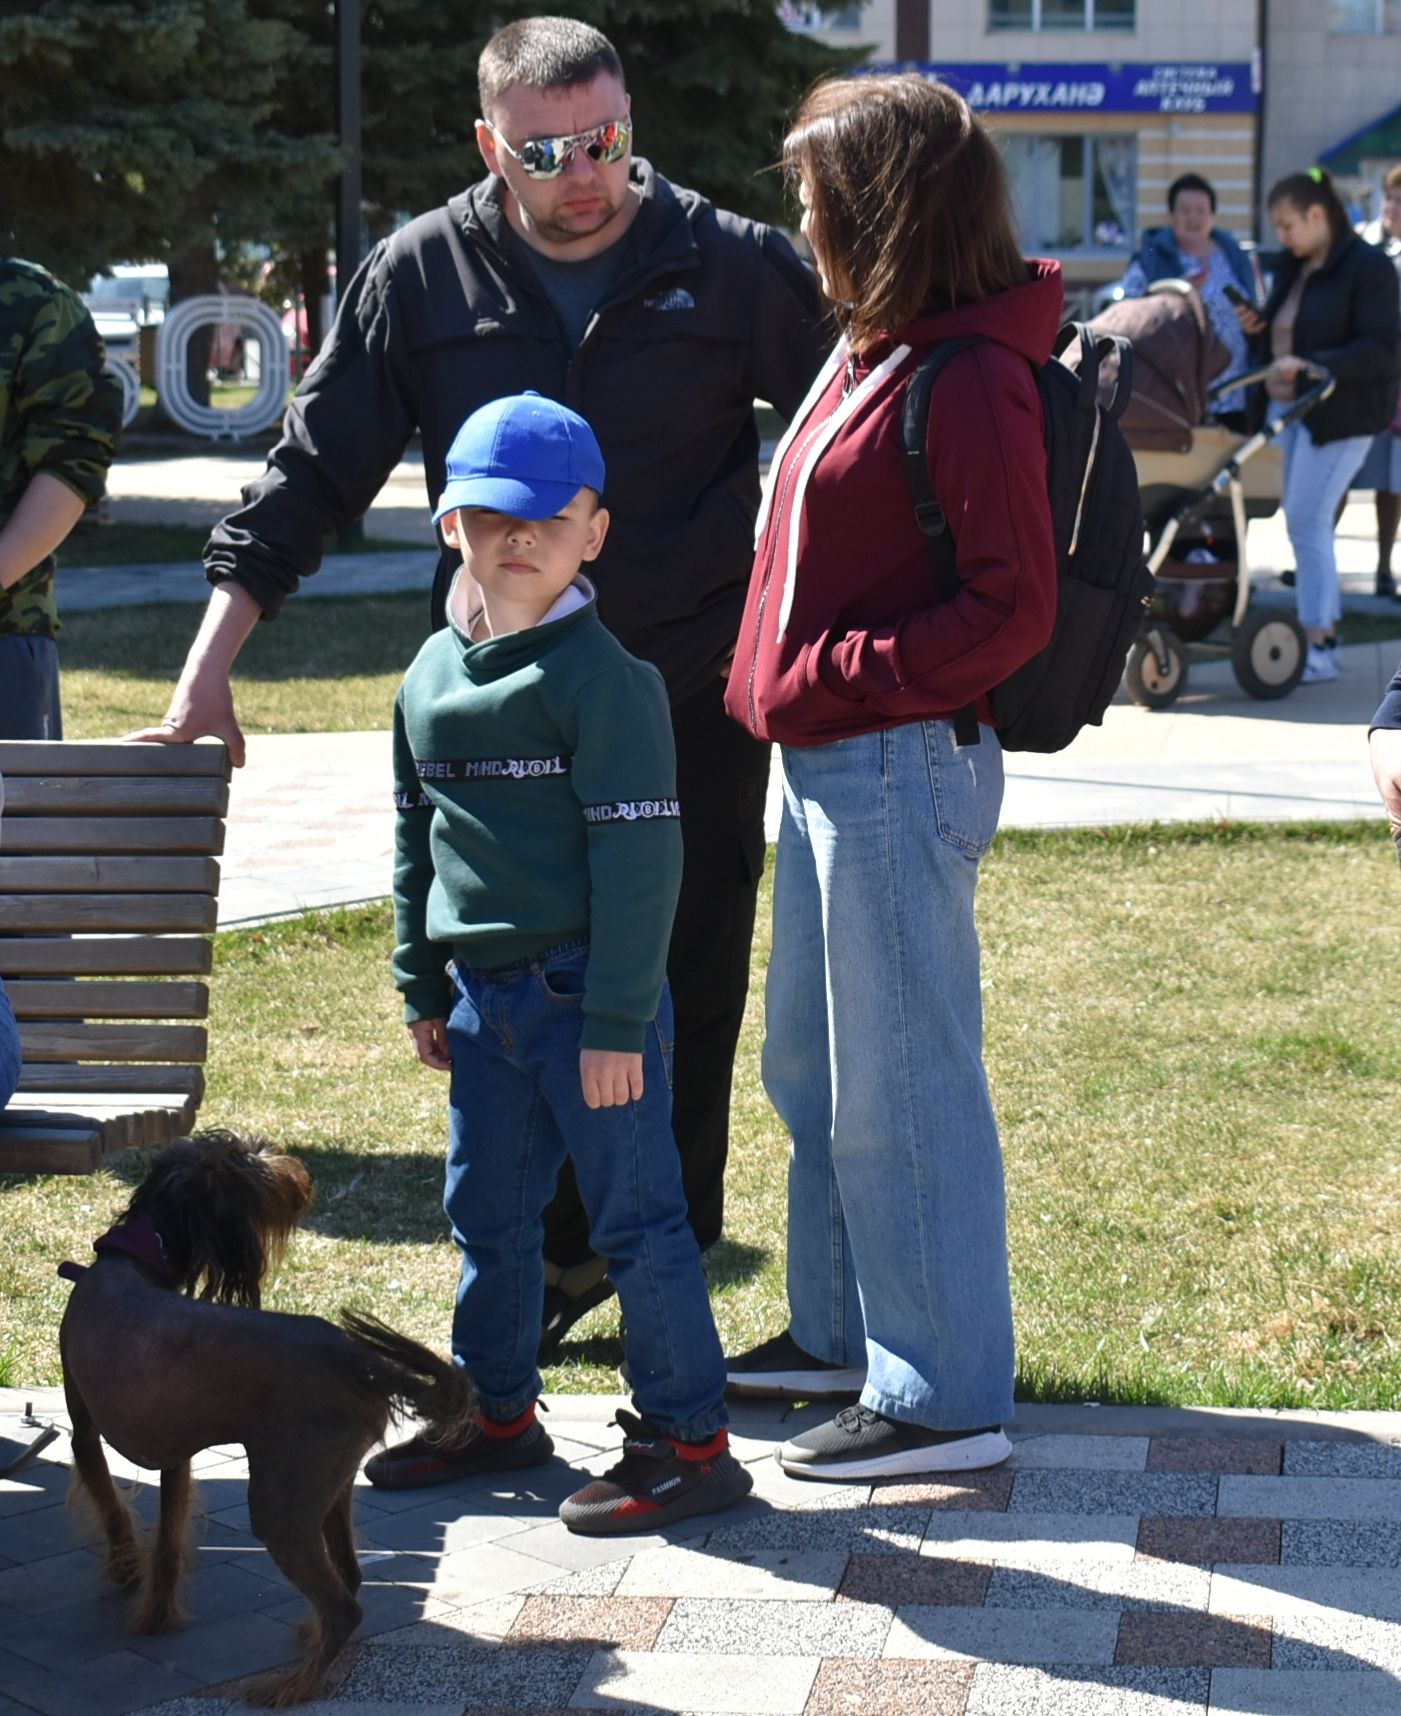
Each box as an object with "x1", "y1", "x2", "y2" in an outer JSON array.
[{"x1": 117, "y1": 1130, "x2": 313, "y2": 1308}]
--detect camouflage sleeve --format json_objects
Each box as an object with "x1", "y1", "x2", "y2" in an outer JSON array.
[{"x1": 11, "y1": 276, "x2": 123, "y2": 508}]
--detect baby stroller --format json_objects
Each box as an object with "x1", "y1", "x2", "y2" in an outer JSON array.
[{"x1": 1089, "y1": 282, "x2": 1335, "y2": 708}]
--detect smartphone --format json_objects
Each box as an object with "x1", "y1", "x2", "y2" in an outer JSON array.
[{"x1": 1223, "y1": 282, "x2": 1255, "y2": 309}]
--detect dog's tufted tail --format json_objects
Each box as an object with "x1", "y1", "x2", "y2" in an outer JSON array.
[{"x1": 338, "y1": 1309, "x2": 479, "y2": 1444}]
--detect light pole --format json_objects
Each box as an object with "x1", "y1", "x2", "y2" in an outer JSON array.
[{"x1": 336, "y1": 0, "x2": 365, "y2": 548}]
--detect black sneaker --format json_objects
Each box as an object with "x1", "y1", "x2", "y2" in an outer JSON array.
[
  {"x1": 364, "y1": 1406, "x2": 553, "y2": 1489},
  {"x1": 539, "y1": 1255, "x2": 616, "y2": 1362},
  {"x1": 725, "y1": 1328, "x2": 866, "y2": 1401},
  {"x1": 777, "y1": 1404, "x2": 1011, "y2": 1480},
  {"x1": 558, "y1": 1411, "x2": 753, "y2": 1535}
]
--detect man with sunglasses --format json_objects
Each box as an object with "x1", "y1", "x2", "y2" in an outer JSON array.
[{"x1": 140, "y1": 15, "x2": 829, "y2": 1355}]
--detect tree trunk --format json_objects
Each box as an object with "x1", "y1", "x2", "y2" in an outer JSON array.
[{"x1": 166, "y1": 242, "x2": 220, "y2": 413}]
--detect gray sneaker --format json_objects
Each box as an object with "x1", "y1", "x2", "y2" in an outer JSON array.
[
  {"x1": 725, "y1": 1329, "x2": 866, "y2": 1400},
  {"x1": 777, "y1": 1404, "x2": 1011, "y2": 1480}
]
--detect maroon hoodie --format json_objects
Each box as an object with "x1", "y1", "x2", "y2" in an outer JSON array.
[{"x1": 725, "y1": 261, "x2": 1062, "y2": 746}]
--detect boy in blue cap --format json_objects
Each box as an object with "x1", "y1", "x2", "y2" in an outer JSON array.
[{"x1": 371, "y1": 393, "x2": 749, "y2": 1533}]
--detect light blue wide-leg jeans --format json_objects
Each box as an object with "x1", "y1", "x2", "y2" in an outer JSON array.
[
  {"x1": 1277, "y1": 418, "x2": 1371, "y2": 634},
  {"x1": 762, "y1": 718, "x2": 1015, "y2": 1430}
]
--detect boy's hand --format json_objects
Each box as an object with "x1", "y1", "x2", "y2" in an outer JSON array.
[
  {"x1": 580, "y1": 1049, "x2": 643, "y2": 1108},
  {"x1": 408, "y1": 1018, "x2": 451, "y2": 1071},
  {"x1": 1370, "y1": 727, "x2": 1401, "y2": 839}
]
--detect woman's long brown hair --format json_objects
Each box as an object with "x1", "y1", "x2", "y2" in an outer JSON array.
[{"x1": 785, "y1": 75, "x2": 1027, "y2": 353}]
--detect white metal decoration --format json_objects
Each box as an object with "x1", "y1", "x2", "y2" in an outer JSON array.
[
  {"x1": 104, "y1": 356, "x2": 142, "y2": 429},
  {"x1": 154, "y1": 296, "x2": 290, "y2": 440}
]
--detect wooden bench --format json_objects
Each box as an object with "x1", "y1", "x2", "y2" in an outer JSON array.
[{"x1": 0, "y1": 740, "x2": 231, "y2": 1175}]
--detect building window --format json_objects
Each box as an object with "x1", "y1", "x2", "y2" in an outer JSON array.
[
  {"x1": 1330, "y1": 0, "x2": 1401, "y2": 30},
  {"x1": 989, "y1": 0, "x2": 1134, "y2": 28},
  {"x1": 1000, "y1": 134, "x2": 1137, "y2": 252},
  {"x1": 779, "y1": 0, "x2": 862, "y2": 30}
]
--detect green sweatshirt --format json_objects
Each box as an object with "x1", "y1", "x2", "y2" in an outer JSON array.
[{"x1": 391, "y1": 582, "x2": 682, "y2": 1053}]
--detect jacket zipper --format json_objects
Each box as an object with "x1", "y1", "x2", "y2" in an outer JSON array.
[{"x1": 745, "y1": 414, "x2": 830, "y2": 735}]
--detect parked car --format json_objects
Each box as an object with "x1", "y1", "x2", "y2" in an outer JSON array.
[{"x1": 83, "y1": 263, "x2": 168, "y2": 359}]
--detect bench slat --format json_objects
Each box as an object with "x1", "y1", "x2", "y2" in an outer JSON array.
[
  {"x1": 8, "y1": 1092, "x2": 194, "y2": 1118},
  {"x1": 0, "y1": 817, "x2": 225, "y2": 856},
  {"x1": 6, "y1": 980, "x2": 208, "y2": 1021},
  {"x1": 0, "y1": 1125, "x2": 103, "y2": 1175},
  {"x1": 0, "y1": 938, "x2": 213, "y2": 977},
  {"x1": 2, "y1": 778, "x2": 230, "y2": 816},
  {"x1": 19, "y1": 1021, "x2": 207, "y2": 1063},
  {"x1": 5, "y1": 1098, "x2": 188, "y2": 1150},
  {"x1": 0, "y1": 742, "x2": 229, "y2": 778},
  {"x1": 0, "y1": 896, "x2": 217, "y2": 934},
  {"x1": 0, "y1": 857, "x2": 219, "y2": 895},
  {"x1": 16, "y1": 1064, "x2": 205, "y2": 1099}
]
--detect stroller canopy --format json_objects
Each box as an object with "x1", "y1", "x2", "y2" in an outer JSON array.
[{"x1": 1086, "y1": 280, "x2": 1232, "y2": 453}]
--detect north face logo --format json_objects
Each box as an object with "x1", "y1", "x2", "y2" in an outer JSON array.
[{"x1": 643, "y1": 287, "x2": 695, "y2": 312}]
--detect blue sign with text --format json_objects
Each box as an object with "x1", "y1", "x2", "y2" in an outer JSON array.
[{"x1": 869, "y1": 62, "x2": 1257, "y2": 116}]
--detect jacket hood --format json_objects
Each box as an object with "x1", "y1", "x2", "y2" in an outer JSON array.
[{"x1": 891, "y1": 259, "x2": 1064, "y2": 367}]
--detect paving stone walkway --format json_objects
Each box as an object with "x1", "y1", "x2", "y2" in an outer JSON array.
[{"x1": 4, "y1": 1393, "x2": 1401, "y2": 1715}]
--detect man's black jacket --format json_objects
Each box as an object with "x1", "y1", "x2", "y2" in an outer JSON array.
[
  {"x1": 1256, "y1": 229, "x2": 1400, "y2": 446},
  {"x1": 206, "y1": 161, "x2": 830, "y2": 702}
]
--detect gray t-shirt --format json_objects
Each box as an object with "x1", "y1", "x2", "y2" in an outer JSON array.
[{"x1": 525, "y1": 237, "x2": 634, "y2": 352}]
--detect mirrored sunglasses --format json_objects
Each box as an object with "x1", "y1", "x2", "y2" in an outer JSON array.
[{"x1": 487, "y1": 118, "x2": 631, "y2": 181}]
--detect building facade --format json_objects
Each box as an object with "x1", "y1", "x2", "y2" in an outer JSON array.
[{"x1": 791, "y1": 0, "x2": 1401, "y2": 305}]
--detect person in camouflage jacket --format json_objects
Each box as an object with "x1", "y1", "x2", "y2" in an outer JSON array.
[{"x1": 0, "y1": 258, "x2": 123, "y2": 738}]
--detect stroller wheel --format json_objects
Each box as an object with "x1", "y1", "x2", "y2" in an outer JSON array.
[
  {"x1": 1231, "y1": 608, "x2": 1307, "y2": 700},
  {"x1": 1125, "y1": 631, "x2": 1188, "y2": 709}
]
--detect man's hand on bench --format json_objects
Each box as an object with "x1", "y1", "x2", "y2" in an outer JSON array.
[
  {"x1": 126, "y1": 673, "x2": 247, "y2": 769},
  {"x1": 125, "y1": 580, "x2": 261, "y2": 768}
]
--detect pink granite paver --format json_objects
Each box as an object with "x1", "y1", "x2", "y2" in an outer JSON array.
[
  {"x1": 1136, "y1": 1515, "x2": 1282, "y2": 1564},
  {"x1": 1147, "y1": 1438, "x2": 1282, "y2": 1475},
  {"x1": 805, "y1": 1657, "x2": 975, "y2": 1714},
  {"x1": 1114, "y1": 1611, "x2": 1273, "y2": 1667}
]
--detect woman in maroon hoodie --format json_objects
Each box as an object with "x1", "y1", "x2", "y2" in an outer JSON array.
[{"x1": 722, "y1": 75, "x2": 1059, "y2": 1478}]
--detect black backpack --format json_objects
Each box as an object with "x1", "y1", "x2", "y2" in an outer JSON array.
[{"x1": 900, "y1": 324, "x2": 1153, "y2": 754}]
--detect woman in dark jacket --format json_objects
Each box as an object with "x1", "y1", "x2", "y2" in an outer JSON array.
[
  {"x1": 721, "y1": 76, "x2": 1058, "y2": 1480},
  {"x1": 1236, "y1": 169, "x2": 1401, "y2": 683}
]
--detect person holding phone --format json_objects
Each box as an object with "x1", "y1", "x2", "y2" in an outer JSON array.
[
  {"x1": 1119, "y1": 173, "x2": 1259, "y2": 428},
  {"x1": 1232, "y1": 169, "x2": 1401, "y2": 684}
]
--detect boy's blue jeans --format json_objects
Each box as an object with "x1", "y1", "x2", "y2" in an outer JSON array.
[
  {"x1": 764, "y1": 720, "x2": 1016, "y2": 1431},
  {"x1": 442, "y1": 940, "x2": 727, "y2": 1440}
]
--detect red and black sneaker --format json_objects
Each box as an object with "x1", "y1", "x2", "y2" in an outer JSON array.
[
  {"x1": 558, "y1": 1410, "x2": 753, "y2": 1535},
  {"x1": 364, "y1": 1403, "x2": 553, "y2": 1490}
]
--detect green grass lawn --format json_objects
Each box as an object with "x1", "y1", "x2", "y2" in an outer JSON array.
[
  {"x1": 4, "y1": 821, "x2": 1399, "y2": 1410},
  {"x1": 61, "y1": 593, "x2": 428, "y2": 738}
]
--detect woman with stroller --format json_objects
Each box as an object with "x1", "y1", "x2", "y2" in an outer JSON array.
[
  {"x1": 721, "y1": 75, "x2": 1058, "y2": 1478},
  {"x1": 1234, "y1": 168, "x2": 1401, "y2": 685},
  {"x1": 1353, "y1": 166, "x2": 1401, "y2": 599}
]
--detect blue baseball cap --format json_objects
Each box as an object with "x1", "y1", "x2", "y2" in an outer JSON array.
[{"x1": 433, "y1": 392, "x2": 606, "y2": 524}]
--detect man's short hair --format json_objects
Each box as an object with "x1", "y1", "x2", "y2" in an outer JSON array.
[
  {"x1": 1167, "y1": 172, "x2": 1217, "y2": 213},
  {"x1": 478, "y1": 17, "x2": 624, "y2": 117},
  {"x1": 1385, "y1": 164, "x2": 1401, "y2": 193}
]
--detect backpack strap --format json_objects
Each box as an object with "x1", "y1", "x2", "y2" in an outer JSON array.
[
  {"x1": 900, "y1": 337, "x2": 984, "y2": 748},
  {"x1": 1051, "y1": 321, "x2": 1135, "y2": 421}
]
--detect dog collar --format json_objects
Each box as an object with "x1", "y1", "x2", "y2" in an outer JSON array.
[{"x1": 57, "y1": 1217, "x2": 181, "y2": 1289}]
